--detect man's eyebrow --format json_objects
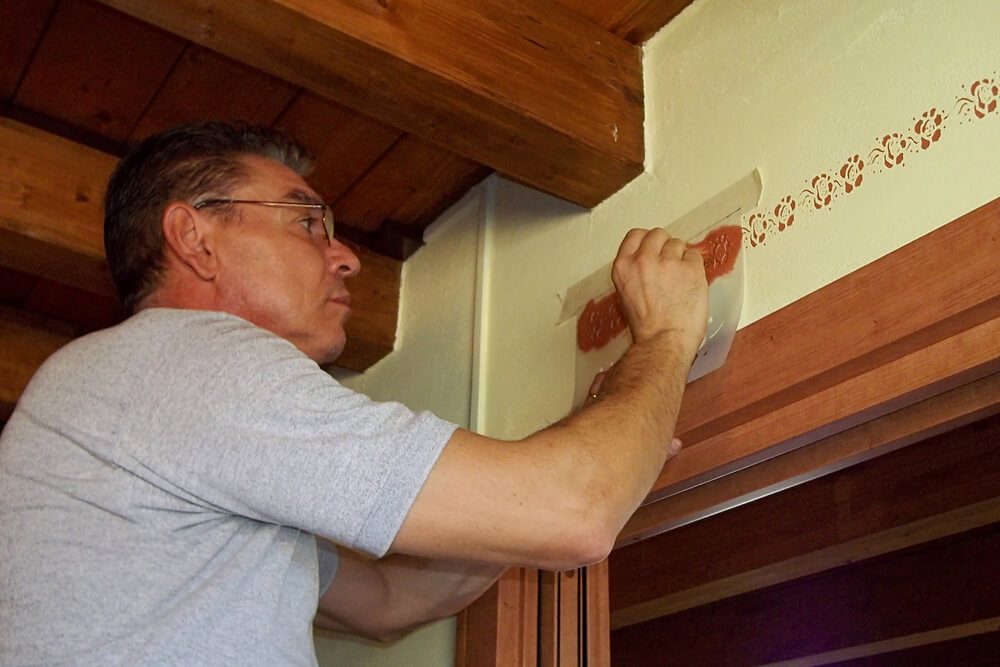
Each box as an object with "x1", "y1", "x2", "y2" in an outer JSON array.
[{"x1": 284, "y1": 189, "x2": 325, "y2": 206}]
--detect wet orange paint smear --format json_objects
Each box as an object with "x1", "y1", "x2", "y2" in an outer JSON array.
[
  {"x1": 576, "y1": 225, "x2": 743, "y2": 352},
  {"x1": 689, "y1": 224, "x2": 743, "y2": 285},
  {"x1": 577, "y1": 292, "x2": 627, "y2": 353}
]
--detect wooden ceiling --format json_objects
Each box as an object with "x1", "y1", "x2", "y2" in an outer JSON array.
[{"x1": 0, "y1": 0, "x2": 693, "y2": 403}]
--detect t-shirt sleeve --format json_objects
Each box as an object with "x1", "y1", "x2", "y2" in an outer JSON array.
[
  {"x1": 120, "y1": 314, "x2": 458, "y2": 557},
  {"x1": 316, "y1": 539, "x2": 339, "y2": 596}
]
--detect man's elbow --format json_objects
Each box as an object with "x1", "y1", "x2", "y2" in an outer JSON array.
[{"x1": 539, "y1": 496, "x2": 617, "y2": 571}]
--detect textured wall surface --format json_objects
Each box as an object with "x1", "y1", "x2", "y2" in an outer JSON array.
[
  {"x1": 477, "y1": 0, "x2": 1000, "y2": 439},
  {"x1": 316, "y1": 185, "x2": 484, "y2": 666}
]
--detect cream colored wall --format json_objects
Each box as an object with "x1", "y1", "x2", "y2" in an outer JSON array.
[
  {"x1": 314, "y1": 185, "x2": 485, "y2": 666},
  {"x1": 312, "y1": 0, "x2": 1000, "y2": 659},
  {"x1": 477, "y1": 0, "x2": 1000, "y2": 439}
]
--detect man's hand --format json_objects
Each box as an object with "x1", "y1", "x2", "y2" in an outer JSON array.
[
  {"x1": 611, "y1": 228, "x2": 708, "y2": 359},
  {"x1": 391, "y1": 229, "x2": 709, "y2": 571}
]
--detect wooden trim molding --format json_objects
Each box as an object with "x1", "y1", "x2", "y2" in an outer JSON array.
[
  {"x1": 618, "y1": 370, "x2": 1000, "y2": 546},
  {"x1": 610, "y1": 521, "x2": 1000, "y2": 665},
  {"x1": 610, "y1": 411, "x2": 1000, "y2": 629},
  {"x1": 640, "y1": 196, "x2": 1000, "y2": 509}
]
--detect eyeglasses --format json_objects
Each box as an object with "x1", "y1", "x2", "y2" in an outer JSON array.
[{"x1": 193, "y1": 198, "x2": 334, "y2": 246}]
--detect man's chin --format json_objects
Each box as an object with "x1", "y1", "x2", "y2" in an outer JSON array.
[{"x1": 314, "y1": 337, "x2": 347, "y2": 367}]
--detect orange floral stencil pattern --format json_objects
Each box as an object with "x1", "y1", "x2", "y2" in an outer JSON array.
[{"x1": 741, "y1": 74, "x2": 999, "y2": 248}]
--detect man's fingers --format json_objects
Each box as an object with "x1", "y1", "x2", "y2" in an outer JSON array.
[
  {"x1": 587, "y1": 370, "x2": 608, "y2": 397},
  {"x1": 658, "y1": 237, "x2": 686, "y2": 259},
  {"x1": 682, "y1": 246, "x2": 704, "y2": 264},
  {"x1": 618, "y1": 228, "x2": 682, "y2": 260},
  {"x1": 617, "y1": 228, "x2": 650, "y2": 258}
]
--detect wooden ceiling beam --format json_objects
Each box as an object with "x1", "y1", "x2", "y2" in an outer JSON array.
[
  {"x1": 96, "y1": 0, "x2": 644, "y2": 208},
  {"x1": 0, "y1": 305, "x2": 73, "y2": 421},
  {"x1": 609, "y1": 411, "x2": 1000, "y2": 629},
  {"x1": 0, "y1": 118, "x2": 399, "y2": 372},
  {"x1": 553, "y1": 0, "x2": 695, "y2": 44}
]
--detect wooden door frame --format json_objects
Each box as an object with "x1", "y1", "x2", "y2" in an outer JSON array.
[{"x1": 456, "y1": 196, "x2": 1000, "y2": 665}]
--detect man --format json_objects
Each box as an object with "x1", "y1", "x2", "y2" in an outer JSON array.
[{"x1": 0, "y1": 123, "x2": 707, "y2": 665}]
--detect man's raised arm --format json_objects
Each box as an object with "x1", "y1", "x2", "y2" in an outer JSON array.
[{"x1": 393, "y1": 228, "x2": 708, "y2": 570}]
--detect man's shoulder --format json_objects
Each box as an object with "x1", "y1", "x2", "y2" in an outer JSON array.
[{"x1": 29, "y1": 309, "x2": 290, "y2": 387}]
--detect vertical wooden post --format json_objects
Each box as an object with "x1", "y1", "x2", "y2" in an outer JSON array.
[
  {"x1": 456, "y1": 567, "x2": 538, "y2": 666},
  {"x1": 584, "y1": 559, "x2": 611, "y2": 666},
  {"x1": 457, "y1": 560, "x2": 609, "y2": 666}
]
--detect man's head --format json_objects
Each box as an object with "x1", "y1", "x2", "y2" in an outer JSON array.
[{"x1": 104, "y1": 122, "x2": 361, "y2": 364}]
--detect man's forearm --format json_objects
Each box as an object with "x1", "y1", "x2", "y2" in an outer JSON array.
[
  {"x1": 316, "y1": 549, "x2": 506, "y2": 643},
  {"x1": 537, "y1": 329, "x2": 692, "y2": 540},
  {"x1": 379, "y1": 554, "x2": 507, "y2": 630}
]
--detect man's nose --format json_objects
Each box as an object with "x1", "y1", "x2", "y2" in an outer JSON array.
[{"x1": 326, "y1": 238, "x2": 362, "y2": 278}]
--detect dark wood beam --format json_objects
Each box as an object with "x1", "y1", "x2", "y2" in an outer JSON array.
[
  {"x1": 610, "y1": 412, "x2": 1000, "y2": 629},
  {"x1": 0, "y1": 306, "x2": 73, "y2": 420},
  {"x1": 610, "y1": 523, "x2": 1000, "y2": 666},
  {"x1": 97, "y1": 0, "x2": 644, "y2": 208},
  {"x1": 553, "y1": 0, "x2": 695, "y2": 44},
  {"x1": 0, "y1": 118, "x2": 400, "y2": 372}
]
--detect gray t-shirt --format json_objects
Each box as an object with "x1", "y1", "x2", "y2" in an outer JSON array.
[{"x1": 0, "y1": 309, "x2": 457, "y2": 666}]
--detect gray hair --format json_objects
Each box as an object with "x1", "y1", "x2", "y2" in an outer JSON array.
[{"x1": 103, "y1": 122, "x2": 313, "y2": 313}]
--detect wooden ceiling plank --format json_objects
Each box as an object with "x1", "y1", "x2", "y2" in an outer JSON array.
[
  {"x1": 334, "y1": 134, "x2": 489, "y2": 233},
  {"x1": 0, "y1": 117, "x2": 399, "y2": 372},
  {"x1": 275, "y1": 93, "x2": 403, "y2": 206},
  {"x1": 617, "y1": 370, "x2": 1000, "y2": 546},
  {"x1": 15, "y1": 0, "x2": 187, "y2": 143},
  {"x1": 0, "y1": 305, "x2": 73, "y2": 420},
  {"x1": 553, "y1": 0, "x2": 695, "y2": 44},
  {"x1": 97, "y1": 0, "x2": 644, "y2": 207},
  {"x1": 609, "y1": 524, "x2": 1000, "y2": 665},
  {"x1": 128, "y1": 46, "x2": 299, "y2": 144},
  {"x1": 609, "y1": 412, "x2": 1000, "y2": 628},
  {"x1": 0, "y1": 0, "x2": 57, "y2": 104}
]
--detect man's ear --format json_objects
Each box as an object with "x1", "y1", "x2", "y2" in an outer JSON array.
[{"x1": 162, "y1": 202, "x2": 218, "y2": 280}]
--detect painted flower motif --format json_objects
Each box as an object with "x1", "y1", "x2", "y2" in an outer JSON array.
[
  {"x1": 744, "y1": 212, "x2": 771, "y2": 247},
  {"x1": 914, "y1": 108, "x2": 944, "y2": 149},
  {"x1": 971, "y1": 78, "x2": 999, "y2": 118},
  {"x1": 879, "y1": 133, "x2": 908, "y2": 168},
  {"x1": 808, "y1": 173, "x2": 835, "y2": 209},
  {"x1": 838, "y1": 155, "x2": 864, "y2": 193},
  {"x1": 773, "y1": 195, "x2": 796, "y2": 231}
]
